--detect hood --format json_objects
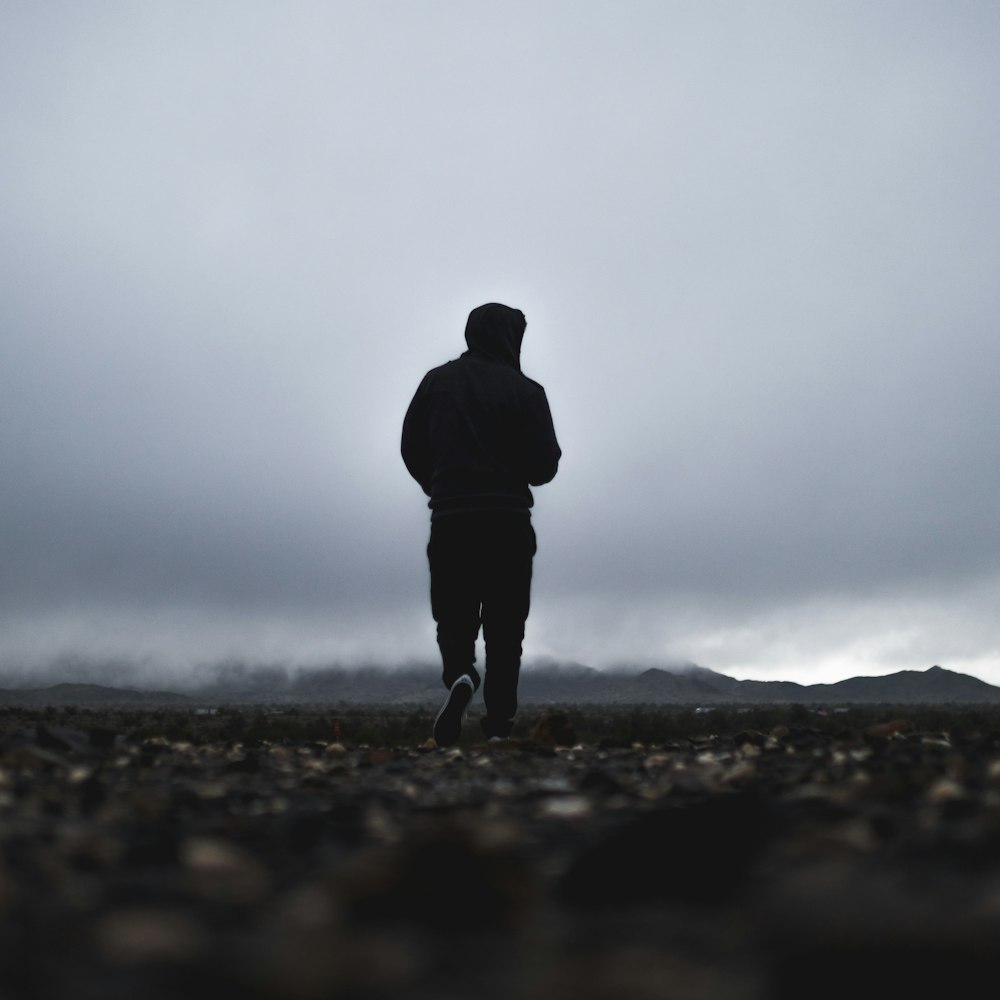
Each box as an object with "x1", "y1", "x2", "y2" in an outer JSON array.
[{"x1": 463, "y1": 302, "x2": 526, "y2": 369}]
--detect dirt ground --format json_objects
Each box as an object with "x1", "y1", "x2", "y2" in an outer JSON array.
[{"x1": 3, "y1": 705, "x2": 1000, "y2": 999}]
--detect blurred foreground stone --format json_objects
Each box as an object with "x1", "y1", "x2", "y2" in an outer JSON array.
[{"x1": 2, "y1": 711, "x2": 1000, "y2": 998}]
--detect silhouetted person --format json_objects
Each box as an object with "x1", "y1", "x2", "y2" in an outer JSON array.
[{"x1": 402, "y1": 303, "x2": 561, "y2": 746}]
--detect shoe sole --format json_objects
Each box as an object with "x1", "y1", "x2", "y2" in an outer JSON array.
[{"x1": 433, "y1": 675, "x2": 474, "y2": 747}]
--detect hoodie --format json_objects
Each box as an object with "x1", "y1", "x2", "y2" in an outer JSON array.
[{"x1": 401, "y1": 303, "x2": 561, "y2": 517}]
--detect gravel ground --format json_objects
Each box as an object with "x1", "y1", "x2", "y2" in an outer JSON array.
[{"x1": 3, "y1": 708, "x2": 1000, "y2": 999}]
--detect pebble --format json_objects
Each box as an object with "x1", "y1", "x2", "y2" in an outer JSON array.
[{"x1": 1, "y1": 709, "x2": 1000, "y2": 997}]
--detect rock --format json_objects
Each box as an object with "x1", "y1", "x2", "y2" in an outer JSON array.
[
  {"x1": 179, "y1": 836, "x2": 270, "y2": 902},
  {"x1": 96, "y1": 907, "x2": 206, "y2": 964},
  {"x1": 343, "y1": 821, "x2": 536, "y2": 930},
  {"x1": 865, "y1": 719, "x2": 914, "y2": 739},
  {"x1": 5, "y1": 703, "x2": 1000, "y2": 999},
  {"x1": 557, "y1": 791, "x2": 771, "y2": 906},
  {"x1": 530, "y1": 711, "x2": 578, "y2": 747}
]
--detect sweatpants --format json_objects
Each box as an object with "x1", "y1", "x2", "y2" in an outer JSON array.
[{"x1": 427, "y1": 512, "x2": 537, "y2": 739}]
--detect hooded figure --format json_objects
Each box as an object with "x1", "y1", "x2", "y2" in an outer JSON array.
[
  {"x1": 402, "y1": 303, "x2": 560, "y2": 516},
  {"x1": 402, "y1": 303, "x2": 561, "y2": 745}
]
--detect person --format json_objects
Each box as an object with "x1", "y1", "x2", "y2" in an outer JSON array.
[{"x1": 401, "y1": 302, "x2": 561, "y2": 746}]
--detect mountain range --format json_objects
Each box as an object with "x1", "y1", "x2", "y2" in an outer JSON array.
[{"x1": 1, "y1": 663, "x2": 999, "y2": 706}]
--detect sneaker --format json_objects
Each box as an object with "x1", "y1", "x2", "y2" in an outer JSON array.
[{"x1": 433, "y1": 674, "x2": 475, "y2": 747}]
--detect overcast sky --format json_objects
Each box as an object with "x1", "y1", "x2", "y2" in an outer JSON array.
[{"x1": 3, "y1": 1, "x2": 999, "y2": 686}]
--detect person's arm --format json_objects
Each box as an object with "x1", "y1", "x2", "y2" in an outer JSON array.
[
  {"x1": 524, "y1": 388, "x2": 561, "y2": 486},
  {"x1": 401, "y1": 384, "x2": 433, "y2": 496}
]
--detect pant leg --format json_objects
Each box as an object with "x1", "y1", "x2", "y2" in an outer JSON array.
[
  {"x1": 480, "y1": 516, "x2": 536, "y2": 737},
  {"x1": 427, "y1": 516, "x2": 483, "y2": 690}
]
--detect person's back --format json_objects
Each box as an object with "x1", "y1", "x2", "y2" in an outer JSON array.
[
  {"x1": 402, "y1": 304, "x2": 560, "y2": 515},
  {"x1": 402, "y1": 303, "x2": 561, "y2": 745}
]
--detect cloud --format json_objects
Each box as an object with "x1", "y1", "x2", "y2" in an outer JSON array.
[{"x1": 2, "y1": 2, "x2": 999, "y2": 684}]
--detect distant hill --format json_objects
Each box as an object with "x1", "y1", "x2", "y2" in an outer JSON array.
[
  {"x1": 809, "y1": 664, "x2": 1000, "y2": 704},
  {"x1": 0, "y1": 662, "x2": 998, "y2": 707},
  {"x1": 0, "y1": 682, "x2": 191, "y2": 706},
  {"x1": 564, "y1": 663, "x2": 1000, "y2": 705}
]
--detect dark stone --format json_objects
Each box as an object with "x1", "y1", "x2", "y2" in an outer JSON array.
[
  {"x1": 557, "y1": 791, "x2": 771, "y2": 906},
  {"x1": 769, "y1": 943, "x2": 1000, "y2": 1000},
  {"x1": 597, "y1": 737, "x2": 632, "y2": 750},
  {"x1": 346, "y1": 824, "x2": 534, "y2": 930},
  {"x1": 87, "y1": 728, "x2": 120, "y2": 751},
  {"x1": 530, "y1": 711, "x2": 578, "y2": 747},
  {"x1": 224, "y1": 753, "x2": 260, "y2": 774},
  {"x1": 78, "y1": 772, "x2": 107, "y2": 817},
  {"x1": 579, "y1": 768, "x2": 624, "y2": 796}
]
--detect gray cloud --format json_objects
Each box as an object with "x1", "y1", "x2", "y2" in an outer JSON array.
[{"x1": 2, "y1": 2, "x2": 999, "y2": 683}]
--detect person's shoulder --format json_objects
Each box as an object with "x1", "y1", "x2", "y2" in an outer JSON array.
[
  {"x1": 518, "y1": 372, "x2": 549, "y2": 394},
  {"x1": 420, "y1": 358, "x2": 462, "y2": 383}
]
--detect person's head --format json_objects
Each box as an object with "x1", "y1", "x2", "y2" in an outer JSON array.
[{"x1": 464, "y1": 303, "x2": 526, "y2": 369}]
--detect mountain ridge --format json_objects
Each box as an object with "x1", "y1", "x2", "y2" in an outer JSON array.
[{"x1": 1, "y1": 663, "x2": 999, "y2": 705}]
